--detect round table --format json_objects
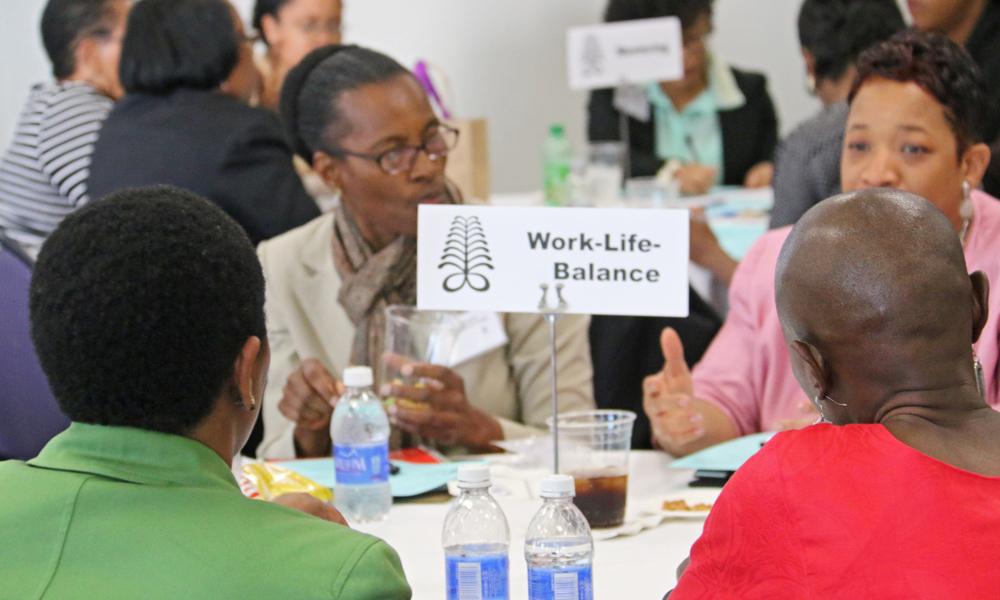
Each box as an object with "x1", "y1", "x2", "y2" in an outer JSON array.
[{"x1": 353, "y1": 451, "x2": 707, "y2": 598}]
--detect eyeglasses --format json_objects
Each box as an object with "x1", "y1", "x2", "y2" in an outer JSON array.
[{"x1": 330, "y1": 124, "x2": 460, "y2": 175}]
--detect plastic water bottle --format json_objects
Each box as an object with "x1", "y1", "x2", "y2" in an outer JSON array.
[
  {"x1": 525, "y1": 474, "x2": 594, "y2": 600},
  {"x1": 442, "y1": 464, "x2": 510, "y2": 600},
  {"x1": 331, "y1": 366, "x2": 392, "y2": 523},
  {"x1": 543, "y1": 124, "x2": 573, "y2": 206}
]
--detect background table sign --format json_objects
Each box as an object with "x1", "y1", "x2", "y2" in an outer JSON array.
[
  {"x1": 567, "y1": 17, "x2": 683, "y2": 90},
  {"x1": 417, "y1": 205, "x2": 689, "y2": 317}
]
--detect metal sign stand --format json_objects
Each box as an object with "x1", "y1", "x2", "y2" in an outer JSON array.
[
  {"x1": 619, "y1": 110, "x2": 631, "y2": 180},
  {"x1": 539, "y1": 283, "x2": 568, "y2": 473}
]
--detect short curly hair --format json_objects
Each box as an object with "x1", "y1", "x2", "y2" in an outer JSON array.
[
  {"x1": 30, "y1": 186, "x2": 266, "y2": 434},
  {"x1": 850, "y1": 30, "x2": 987, "y2": 154}
]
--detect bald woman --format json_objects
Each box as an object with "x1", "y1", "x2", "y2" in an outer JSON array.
[{"x1": 669, "y1": 189, "x2": 1000, "y2": 598}]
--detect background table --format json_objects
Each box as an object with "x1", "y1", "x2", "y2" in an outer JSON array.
[{"x1": 353, "y1": 451, "x2": 707, "y2": 598}]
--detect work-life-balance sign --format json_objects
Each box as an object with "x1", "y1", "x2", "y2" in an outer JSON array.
[
  {"x1": 567, "y1": 17, "x2": 682, "y2": 90},
  {"x1": 417, "y1": 205, "x2": 689, "y2": 317}
]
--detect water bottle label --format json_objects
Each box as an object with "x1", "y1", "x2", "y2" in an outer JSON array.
[
  {"x1": 528, "y1": 565, "x2": 593, "y2": 600},
  {"x1": 333, "y1": 443, "x2": 389, "y2": 485},
  {"x1": 446, "y1": 554, "x2": 509, "y2": 600}
]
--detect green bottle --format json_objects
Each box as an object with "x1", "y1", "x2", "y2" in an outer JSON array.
[{"x1": 543, "y1": 124, "x2": 573, "y2": 206}]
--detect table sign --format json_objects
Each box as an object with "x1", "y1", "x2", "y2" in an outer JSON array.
[
  {"x1": 417, "y1": 205, "x2": 689, "y2": 318},
  {"x1": 418, "y1": 204, "x2": 688, "y2": 472},
  {"x1": 566, "y1": 17, "x2": 683, "y2": 90}
]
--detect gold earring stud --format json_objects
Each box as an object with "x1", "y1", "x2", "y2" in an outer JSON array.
[{"x1": 248, "y1": 381, "x2": 257, "y2": 411}]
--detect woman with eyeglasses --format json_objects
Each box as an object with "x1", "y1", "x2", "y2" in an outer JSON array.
[
  {"x1": 255, "y1": 45, "x2": 595, "y2": 459},
  {"x1": 253, "y1": 0, "x2": 342, "y2": 112}
]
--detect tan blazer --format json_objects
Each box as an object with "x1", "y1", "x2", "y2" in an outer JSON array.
[{"x1": 256, "y1": 213, "x2": 595, "y2": 459}]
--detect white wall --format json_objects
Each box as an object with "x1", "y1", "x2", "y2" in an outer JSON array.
[
  {"x1": 2, "y1": 0, "x2": 896, "y2": 194},
  {"x1": 320, "y1": 0, "x2": 821, "y2": 193},
  {"x1": 1, "y1": 2, "x2": 51, "y2": 152}
]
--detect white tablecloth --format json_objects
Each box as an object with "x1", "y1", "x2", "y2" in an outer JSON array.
[{"x1": 353, "y1": 451, "x2": 707, "y2": 598}]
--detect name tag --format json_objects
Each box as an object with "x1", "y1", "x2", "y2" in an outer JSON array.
[{"x1": 440, "y1": 312, "x2": 508, "y2": 367}]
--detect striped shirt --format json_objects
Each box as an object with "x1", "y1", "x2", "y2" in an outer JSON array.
[{"x1": 0, "y1": 81, "x2": 112, "y2": 257}]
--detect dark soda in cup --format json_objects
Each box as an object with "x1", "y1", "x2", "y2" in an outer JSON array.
[{"x1": 571, "y1": 470, "x2": 628, "y2": 528}]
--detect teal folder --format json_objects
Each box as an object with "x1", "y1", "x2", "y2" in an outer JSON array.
[{"x1": 670, "y1": 432, "x2": 775, "y2": 472}]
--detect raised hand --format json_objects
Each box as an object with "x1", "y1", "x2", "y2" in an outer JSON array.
[{"x1": 643, "y1": 327, "x2": 706, "y2": 448}]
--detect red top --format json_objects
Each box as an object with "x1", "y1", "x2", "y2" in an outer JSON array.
[{"x1": 671, "y1": 424, "x2": 1000, "y2": 599}]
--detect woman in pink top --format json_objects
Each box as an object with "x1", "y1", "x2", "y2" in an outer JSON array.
[
  {"x1": 645, "y1": 30, "x2": 1000, "y2": 456},
  {"x1": 670, "y1": 184, "x2": 1000, "y2": 598}
]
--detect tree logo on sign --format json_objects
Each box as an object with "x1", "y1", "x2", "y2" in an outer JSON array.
[{"x1": 439, "y1": 215, "x2": 493, "y2": 292}]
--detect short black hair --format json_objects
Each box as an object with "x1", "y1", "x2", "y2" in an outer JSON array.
[
  {"x1": 798, "y1": 0, "x2": 905, "y2": 83},
  {"x1": 280, "y1": 44, "x2": 411, "y2": 162},
  {"x1": 851, "y1": 30, "x2": 987, "y2": 153},
  {"x1": 603, "y1": 0, "x2": 713, "y2": 30},
  {"x1": 119, "y1": 0, "x2": 238, "y2": 95},
  {"x1": 30, "y1": 186, "x2": 266, "y2": 435},
  {"x1": 41, "y1": 0, "x2": 121, "y2": 79},
  {"x1": 252, "y1": 0, "x2": 289, "y2": 46}
]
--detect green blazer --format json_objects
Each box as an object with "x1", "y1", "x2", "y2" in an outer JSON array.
[{"x1": 0, "y1": 423, "x2": 411, "y2": 599}]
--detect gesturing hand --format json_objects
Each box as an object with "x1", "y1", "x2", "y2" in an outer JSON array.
[
  {"x1": 278, "y1": 359, "x2": 343, "y2": 456},
  {"x1": 381, "y1": 359, "x2": 502, "y2": 451},
  {"x1": 643, "y1": 327, "x2": 706, "y2": 448}
]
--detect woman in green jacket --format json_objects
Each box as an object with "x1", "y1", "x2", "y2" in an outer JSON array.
[{"x1": 0, "y1": 185, "x2": 411, "y2": 599}]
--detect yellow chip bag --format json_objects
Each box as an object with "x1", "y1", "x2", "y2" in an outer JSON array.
[{"x1": 241, "y1": 462, "x2": 333, "y2": 503}]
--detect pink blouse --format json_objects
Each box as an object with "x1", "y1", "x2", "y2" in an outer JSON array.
[{"x1": 692, "y1": 189, "x2": 1000, "y2": 434}]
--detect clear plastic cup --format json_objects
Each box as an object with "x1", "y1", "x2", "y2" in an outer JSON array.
[
  {"x1": 547, "y1": 409, "x2": 636, "y2": 528},
  {"x1": 585, "y1": 142, "x2": 625, "y2": 207},
  {"x1": 382, "y1": 306, "x2": 461, "y2": 408},
  {"x1": 623, "y1": 176, "x2": 679, "y2": 208}
]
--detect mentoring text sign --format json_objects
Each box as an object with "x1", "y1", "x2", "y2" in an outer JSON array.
[{"x1": 567, "y1": 17, "x2": 683, "y2": 90}]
